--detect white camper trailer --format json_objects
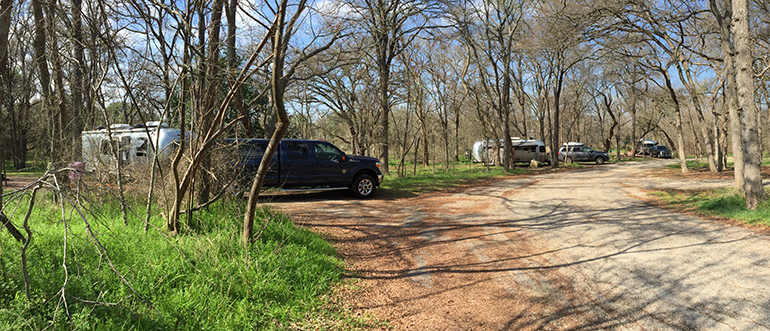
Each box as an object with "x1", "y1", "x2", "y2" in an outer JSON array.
[
  {"x1": 81, "y1": 122, "x2": 182, "y2": 173},
  {"x1": 472, "y1": 138, "x2": 547, "y2": 165},
  {"x1": 637, "y1": 138, "x2": 657, "y2": 155}
]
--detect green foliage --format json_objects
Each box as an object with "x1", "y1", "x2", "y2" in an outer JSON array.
[
  {"x1": 651, "y1": 188, "x2": 770, "y2": 226},
  {"x1": 0, "y1": 198, "x2": 348, "y2": 330}
]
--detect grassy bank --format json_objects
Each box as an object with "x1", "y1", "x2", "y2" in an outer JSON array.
[
  {"x1": 0, "y1": 195, "x2": 349, "y2": 330},
  {"x1": 651, "y1": 188, "x2": 770, "y2": 227}
]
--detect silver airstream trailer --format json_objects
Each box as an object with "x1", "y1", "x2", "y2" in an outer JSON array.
[
  {"x1": 472, "y1": 138, "x2": 547, "y2": 165},
  {"x1": 81, "y1": 122, "x2": 181, "y2": 173}
]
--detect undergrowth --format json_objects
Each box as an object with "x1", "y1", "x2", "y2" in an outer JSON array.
[{"x1": 0, "y1": 193, "x2": 351, "y2": 330}]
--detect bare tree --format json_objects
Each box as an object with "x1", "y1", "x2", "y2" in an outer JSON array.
[
  {"x1": 344, "y1": 0, "x2": 442, "y2": 175},
  {"x1": 424, "y1": 39, "x2": 465, "y2": 172},
  {"x1": 451, "y1": 0, "x2": 526, "y2": 171},
  {"x1": 305, "y1": 39, "x2": 380, "y2": 155},
  {"x1": 535, "y1": 0, "x2": 597, "y2": 168}
]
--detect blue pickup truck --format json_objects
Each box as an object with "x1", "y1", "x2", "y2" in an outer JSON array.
[{"x1": 226, "y1": 139, "x2": 383, "y2": 198}]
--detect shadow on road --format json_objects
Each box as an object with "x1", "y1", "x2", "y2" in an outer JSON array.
[{"x1": 269, "y1": 163, "x2": 770, "y2": 330}]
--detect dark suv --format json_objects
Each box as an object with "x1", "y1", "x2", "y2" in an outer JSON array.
[
  {"x1": 558, "y1": 146, "x2": 609, "y2": 164},
  {"x1": 651, "y1": 145, "x2": 672, "y2": 158}
]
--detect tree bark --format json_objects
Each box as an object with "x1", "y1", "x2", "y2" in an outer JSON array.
[
  {"x1": 31, "y1": 0, "x2": 54, "y2": 162},
  {"x1": 661, "y1": 69, "x2": 689, "y2": 173},
  {"x1": 733, "y1": 0, "x2": 767, "y2": 209},
  {"x1": 0, "y1": 0, "x2": 12, "y2": 116},
  {"x1": 710, "y1": 0, "x2": 744, "y2": 190},
  {"x1": 46, "y1": 0, "x2": 69, "y2": 162},
  {"x1": 195, "y1": 0, "x2": 225, "y2": 207},
  {"x1": 551, "y1": 66, "x2": 565, "y2": 168},
  {"x1": 71, "y1": 0, "x2": 84, "y2": 160},
  {"x1": 244, "y1": 0, "x2": 295, "y2": 244}
]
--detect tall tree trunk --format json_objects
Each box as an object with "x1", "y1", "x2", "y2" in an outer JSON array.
[
  {"x1": 734, "y1": 0, "x2": 767, "y2": 209},
  {"x1": 71, "y1": 0, "x2": 84, "y2": 160},
  {"x1": 551, "y1": 67, "x2": 565, "y2": 168},
  {"x1": 378, "y1": 62, "x2": 390, "y2": 175},
  {"x1": 0, "y1": 0, "x2": 13, "y2": 165},
  {"x1": 679, "y1": 65, "x2": 716, "y2": 172},
  {"x1": 47, "y1": 0, "x2": 69, "y2": 162},
  {"x1": 31, "y1": 0, "x2": 53, "y2": 162},
  {"x1": 227, "y1": 0, "x2": 252, "y2": 136},
  {"x1": 169, "y1": 26, "x2": 193, "y2": 235},
  {"x1": 662, "y1": 69, "x2": 689, "y2": 173},
  {"x1": 0, "y1": 0, "x2": 12, "y2": 107},
  {"x1": 501, "y1": 55, "x2": 512, "y2": 172},
  {"x1": 711, "y1": 0, "x2": 744, "y2": 190},
  {"x1": 195, "y1": 0, "x2": 224, "y2": 207},
  {"x1": 454, "y1": 109, "x2": 460, "y2": 161},
  {"x1": 244, "y1": 0, "x2": 295, "y2": 244}
]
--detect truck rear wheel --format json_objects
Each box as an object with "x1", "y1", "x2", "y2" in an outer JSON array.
[{"x1": 351, "y1": 174, "x2": 376, "y2": 198}]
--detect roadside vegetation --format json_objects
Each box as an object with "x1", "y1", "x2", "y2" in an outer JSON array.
[
  {"x1": 651, "y1": 154, "x2": 770, "y2": 228},
  {"x1": 0, "y1": 191, "x2": 359, "y2": 330},
  {"x1": 651, "y1": 188, "x2": 770, "y2": 227}
]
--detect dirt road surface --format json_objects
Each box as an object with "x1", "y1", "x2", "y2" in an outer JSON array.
[{"x1": 267, "y1": 160, "x2": 770, "y2": 330}]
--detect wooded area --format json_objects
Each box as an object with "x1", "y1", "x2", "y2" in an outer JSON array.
[
  {"x1": 1, "y1": 0, "x2": 769, "y2": 326},
  {"x1": 2, "y1": 0, "x2": 770, "y2": 221}
]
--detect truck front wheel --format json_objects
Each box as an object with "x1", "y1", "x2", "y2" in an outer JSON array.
[{"x1": 351, "y1": 174, "x2": 376, "y2": 198}]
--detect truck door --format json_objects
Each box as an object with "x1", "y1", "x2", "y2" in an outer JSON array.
[
  {"x1": 281, "y1": 141, "x2": 313, "y2": 187},
  {"x1": 311, "y1": 141, "x2": 348, "y2": 187}
]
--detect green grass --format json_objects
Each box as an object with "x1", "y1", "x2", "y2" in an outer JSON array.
[
  {"x1": 3, "y1": 159, "x2": 45, "y2": 178},
  {"x1": 0, "y1": 193, "x2": 365, "y2": 330},
  {"x1": 665, "y1": 160, "x2": 711, "y2": 170},
  {"x1": 381, "y1": 163, "x2": 532, "y2": 195},
  {"x1": 651, "y1": 188, "x2": 770, "y2": 226}
]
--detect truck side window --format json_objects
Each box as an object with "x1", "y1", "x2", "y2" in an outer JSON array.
[
  {"x1": 240, "y1": 143, "x2": 266, "y2": 159},
  {"x1": 314, "y1": 142, "x2": 343, "y2": 163},
  {"x1": 287, "y1": 142, "x2": 309, "y2": 160}
]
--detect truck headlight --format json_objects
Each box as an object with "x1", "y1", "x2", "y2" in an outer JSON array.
[{"x1": 376, "y1": 161, "x2": 381, "y2": 169}]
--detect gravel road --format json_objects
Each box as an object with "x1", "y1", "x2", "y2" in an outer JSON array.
[{"x1": 268, "y1": 160, "x2": 770, "y2": 330}]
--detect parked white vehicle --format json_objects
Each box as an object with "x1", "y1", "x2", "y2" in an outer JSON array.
[
  {"x1": 638, "y1": 138, "x2": 658, "y2": 155},
  {"x1": 472, "y1": 138, "x2": 547, "y2": 165},
  {"x1": 81, "y1": 122, "x2": 181, "y2": 173}
]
